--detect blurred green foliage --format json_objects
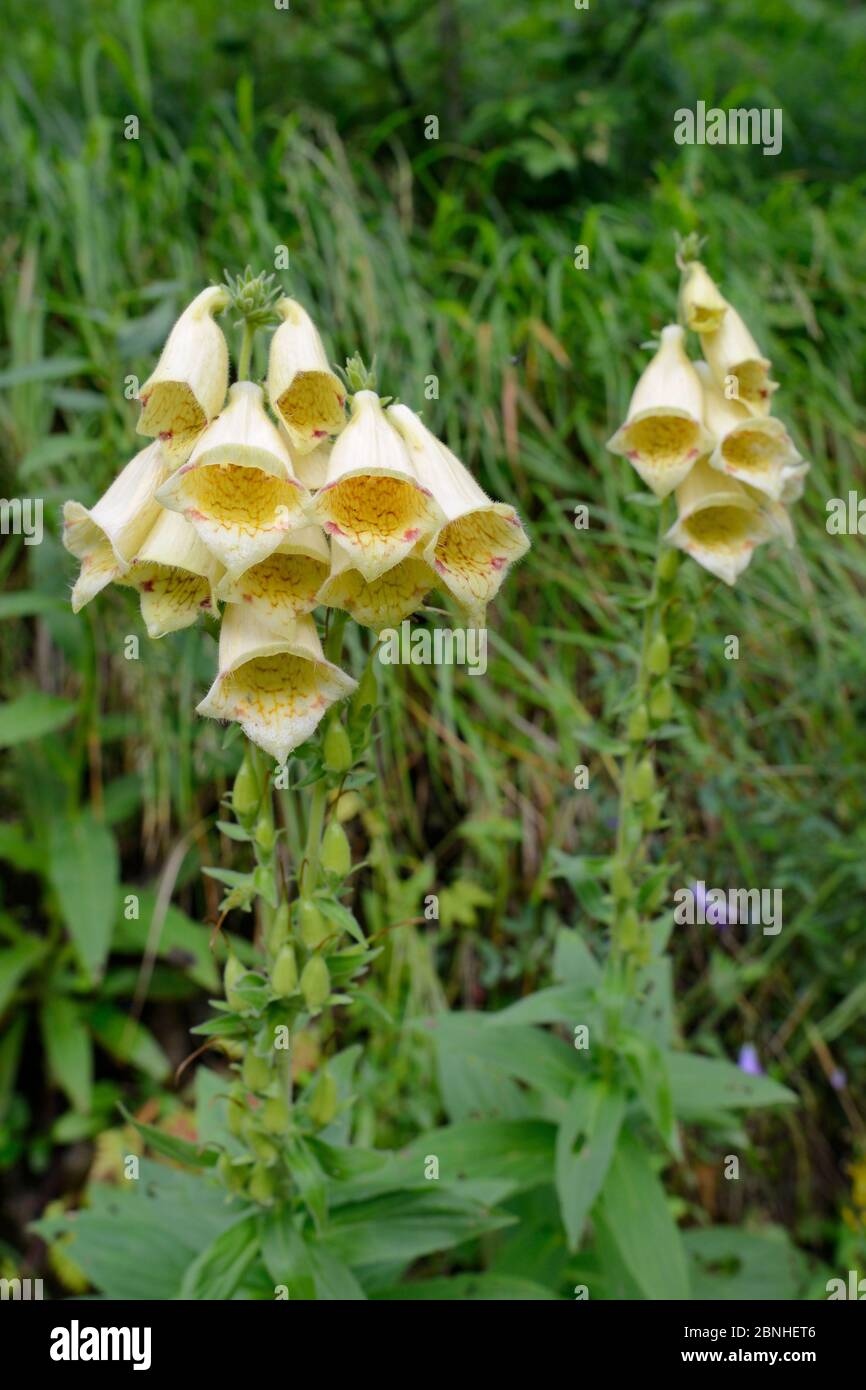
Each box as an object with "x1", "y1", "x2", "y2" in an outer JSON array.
[{"x1": 2, "y1": 0, "x2": 866, "y2": 1297}]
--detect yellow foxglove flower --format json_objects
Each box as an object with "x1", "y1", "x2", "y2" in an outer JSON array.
[
  {"x1": 606, "y1": 325, "x2": 712, "y2": 498},
  {"x1": 197, "y1": 606, "x2": 356, "y2": 764},
  {"x1": 156, "y1": 381, "x2": 310, "y2": 577},
  {"x1": 266, "y1": 298, "x2": 346, "y2": 455},
  {"x1": 309, "y1": 390, "x2": 444, "y2": 583},
  {"x1": 318, "y1": 538, "x2": 436, "y2": 631},
  {"x1": 62, "y1": 441, "x2": 172, "y2": 612},
  {"x1": 700, "y1": 302, "x2": 778, "y2": 417},
  {"x1": 779, "y1": 460, "x2": 809, "y2": 504},
  {"x1": 666, "y1": 456, "x2": 774, "y2": 586},
  {"x1": 697, "y1": 362, "x2": 803, "y2": 501},
  {"x1": 386, "y1": 402, "x2": 529, "y2": 620},
  {"x1": 137, "y1": 286, "x2": 230, "y2": 462},
  {"x1": 678, "y1": 260, "x2": 729, "y2": 334},
  {"x1": 115, "y1": 507, "x2": 223, "y2": 638},
  {"x1": 215, "y1": 525, "x2": 330, "y2": 637}
]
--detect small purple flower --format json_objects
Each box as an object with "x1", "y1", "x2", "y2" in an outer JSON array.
[
  {"x1": 738, "y1": 1043, "x2": 763, "y2": 1076},
  {"x1": 830, "y1": 1068, "x2": 847, "y2": 1091}
]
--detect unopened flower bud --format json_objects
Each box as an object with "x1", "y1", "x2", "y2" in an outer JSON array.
[
  {"x1": 351, "y1": 660, "x2": 377, "y2": 718},
  {"x1": 242, "y1": 1050, "x2": 273, "y2": 1093},
  {"x1": 227, "y1": 1083, "x2": 246, "y2": 1137},
  {"x1": 649, "y1": 681, "x2": 673, "y2": 722},
  {"x1": 261, "y1": 1094, "x2": 291, "y2": 1135},
  {"x1": 658, "y1": 547, "x2": 680, "y2": 585},
  {"x1": 266, "y1": 902, "x2": 291, "y2": 956},
  {"x1": 627, "y1": 705, "x2": 649, "y2": 741},
  {"x1": 297, "y1": 899, "x2": 329, "y2": 949},
  {"x1": 223, "y1": 954, "x2": 246, "y2": 1010},
  {"x1": 271, "y1": 944, "x2": 299, "y2": 997},
  {"x1": 300, "y1": 956, "x2": 330, "y2": 1012},
  {"x1": 308, "y1": 1069, "x2": 338, "y2": 1127},
  {"x1": 232, "y1": 755, "x2": 260, "y2": 823},
  {"x1": 323, "y1": 719, "x2": 353, "y2": 774},
  {"x1": 248, "y1": 1162, "x2": 277, "y2": 1205},
  {"x1": 669, "y1": 608, "x2": 696, "y2": 648},
  {"x1": 610, "y1": 862, "x2": 632, "y2": 901},
  {"x1": 321, "y1": 820, "x2": 351, "y2": 878},
  {"x1": 632, "y1": 757, "x2": 655, "y2": 803},
  {"x1": 255, "y1": 814, "x2": 276, "y2": 853},
  {"x1": 647, "y1": 631, "x2": 670, "y2": 677}
]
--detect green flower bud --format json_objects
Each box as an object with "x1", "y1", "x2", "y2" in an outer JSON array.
[
  {"x1": 631, "y1": 756, "x2": 655, "y2": 803},
  {"x1": 271, "y1": 944, "x2": 298, "y2": 997},
  {"x1": 610, "y1": 862, "x2": 632, "y2": 901},
  {"x1": 626, "y1": 704, "x2": 649, "y2": 741},
  {"x1": 321, "y1": 820, "x2": 351, "y2": 878},
  {"x1": 657, "y1": 547, "x2": 680, "y2": 584},
  {"x1": 647, "y1": 631, "x2": 670, "y2": 677},
  {"x1": 242, "y1": 1116, "x2": 279, "y2": 1163},
  {"x1": 669, "y1": 608, "x2": 696, "y2": 648},
  {"x1": 308, "y1": 1069, "x2": 337, "y2": 1127},
  {"x1": 248, "y1": 1162, "x2": 277, "y2": 1205},
  {"x1": 232, "y1": 755, "x2": 259, "y2": 823},
  {"x1": 300, "y1": 956, "x2": 330, "y2": 1012},
  {"x1": 266, "y1": 902, "x2": 291, "y2": 956},
  {"x1": 323, "y1": 720, "x2": 353, "y2": 774},
  {"x1": 297, "y1": 899, "x2": 329, "y2": 950},
  {"x1": 261, "y1": 1094, "x2": 290, "y2": 1135},
  {"x1": 254, "y1": 814, "x2": 276, "y2": 854},
  {"x1": 242, "y1": 1049, "x2": 273, "y2": 1093},
  {"x1": 223, "y1": 954, "x2": 246, "y2": 1010},
  {"x1": 649, "y1": 680, "x2": 673, "y2": 721},
  {"x1": 351, "y1": 660, "x2": 377, "y2": 717}
]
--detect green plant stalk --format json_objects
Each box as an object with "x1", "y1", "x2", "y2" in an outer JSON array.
[
  {"x1": 612, "y1": 499, "x2": 672, "y2": 964},
  {"x1": 300, "y1": 612, "x2": 348, "y2": 899}
]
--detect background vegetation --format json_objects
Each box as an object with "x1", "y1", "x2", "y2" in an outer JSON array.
[{"x1": 1, "y1": 0, "x2": 865, "y2": 1298}]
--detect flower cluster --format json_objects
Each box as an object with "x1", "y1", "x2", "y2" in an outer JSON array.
[
  {"x1": 63, "y1": 283, "x2": 529, "y2": 761},
  {"x1": 607, "y1": 259, "x2": 808, "y2": 585}
]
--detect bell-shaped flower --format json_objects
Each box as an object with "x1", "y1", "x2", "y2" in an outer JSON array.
[
  {"x1": 215, "y1": 525, "x2": 330, "y2": 638},
  {"x1": 137, "y1": 286, "x2": 230, "y2": 463},
  {"x1": 115, "y1": 507, "x2": 223, "y2": 638},
  {"x1": 386, "y1": 402, "x2": 529, "y2": 621},
  {"x1": 62, "y1": 442, "x2": 172, "y2": 612},
  {"x1": 607, "y1": 325, "x2": 712, "y2": 498},
  {"x1": 678, "y1": 260, "x2": 729, "y2": 335},
  {"x1": 666, "y1": 456, "x2": 775, "y2": 586},
  {"x1": 697, "y1": 362, "x2": 803, "y2": 501},
  {"x1": 318, "y1": 538, "x2": 436, "y2": 631},
  {"x1": 700, "y1": 301, "x2": 778, "y2": 417},
  {"x1": 287, "y1": 438, "x2": 331, "y2": 492},
  {"x1": 197, "y1": 606, "x2": 356, "y2": 764},
  {"x1": 156, "y1": 381, "x2": 310, "y2": 577},
  {"x1": 266, "y1": 298, "x2": 346, "y2": 455},
  {"x1": 308, "y1": 390, "x2": 444, "y2": 583}
]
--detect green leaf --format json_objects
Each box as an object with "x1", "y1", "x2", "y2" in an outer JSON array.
[
  {"x1": 88, "y1": 1003, "x2": 171, "y2": 1081},
  {"x1": 315, "y1": 896, "x2": 366, "y2": 946},
  {"x1": 40, "y1": 997, "x2": 93, "y2": 1113},
  {"x1": 31, "y1": 1160, "x2": 239, "y2": 1299},
  {"x1": 119, "y1": 1105, "x2": 219, "y2": 1169},
  {"x1": 0, "y1": 1015, "x2": 27, "y2": 1124},
  {"x1": 667, "y1": 1052, "x2": 797, "y2": 1114},
  {"x1": 323, "y1": 1189, "x2": 512, "y2": 1271},
  {"x1": 375, "y1": 1274, "x2": 560, "y2": 1300},
  {"x1": 490, "y1": 983, "x2": 596, "y2": 1029},
  {"x1": 556, "y1": 1082, "x2": 625, "y2": 1251},
  {"x1": 429, "y1": 1014, "x2": 577, "y2": 1099},
  {"x1": 48, "y1": 812, "x2": 119, "y2": 981},
  {"x1": 262, "y1": 1208, "x2": 317, "y2": 1299},
  {"x1": 597, "y1": 1129, "x2": 690, "y2": 1300},
  {"x1": 0, "y1": 592, "x2": 67, "y2": 621},
  {"x1": 0, "y1": 693, "x2": 77, "y2": 747},
  {"x1": 0, "y1": 355, "x2": 92, "y2": 387},
  {"x1": 180, "y1": 1214, "x2": 260, "y2": 1300},
  {"x1": 0, "y1": 821, "x2": 44, "y2": 872},
  {"x1": 685, "y1": 1226, "x2": 806, "y2": 1301},
  {"x1": 0, "y1": 937, "x2": 46, "y2": 1015},
  {"x1": 553, "y1": 928, "x2": 602, "y2": 989}
]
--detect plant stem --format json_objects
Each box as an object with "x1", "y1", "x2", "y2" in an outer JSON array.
[
  {"x1": 237, "y1": 319, "x2": 255, "y2": 382},
  {"x1": 613, "y1": 498, "x2": 671, "y2": 959},
  {"x1": 300, "y1": 611, "x2": 349, "y2": 898}
]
